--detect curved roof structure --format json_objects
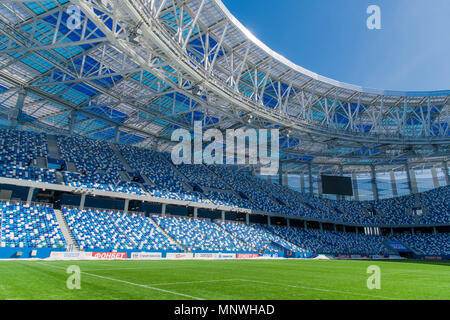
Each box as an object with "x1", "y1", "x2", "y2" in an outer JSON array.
[{"x1": 0, "y1": 0, "x2": 448, "y2": 172}]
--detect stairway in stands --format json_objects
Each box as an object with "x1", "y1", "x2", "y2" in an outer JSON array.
[
  {"x1": 202, "y1": 165, "x2": 244, "y2": 197},
  {"x1": 215, "y1": 222, "x2": 259, "y2": 252},
  {"x1": 323, "y1": 202, "x2": 353, "y2": 221},
  {"x1": 383, "y1": 238, "x2": 421, "y2": 255},
  {"x1": 35, "y1": 157, "x2": 48, "y2": 169},
  {"x1": 110, "y1": 144, "x2": 151, "y2": 189},
  {"x1": 110, "y1": 143, "x2": 134, "y2": 172},
  {"x1": 47, "y1": 135, "x2": 61, "y2": 159},
  {"x1": 114, "y1": 220, "x2": 138, "y2": 248},
  {"x1": 149, "y1": 216, "x2": 186, "y2": 252},
  {"x1": 159, "y1": 155, "x2": 195, "y2": 192},
  {"x1": 54, "y1": 209, "x2": 79, "y2": 251}
]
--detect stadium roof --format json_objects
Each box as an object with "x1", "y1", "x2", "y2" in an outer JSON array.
[{"x1": 0, "y1": 0, "x2": 448, "y2": 174}]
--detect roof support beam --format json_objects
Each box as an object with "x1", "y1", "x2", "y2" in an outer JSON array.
[{"x1": 10, "y1": 88, "x2": 26, "y2": 129}]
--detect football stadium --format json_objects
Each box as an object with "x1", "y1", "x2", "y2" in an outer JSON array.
[{"x1": 0, "y1": 0, "x2": 449, "y2": 303}]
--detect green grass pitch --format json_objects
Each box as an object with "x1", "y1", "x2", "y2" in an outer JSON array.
[{"x1": 0, "y1": 260, "x2": 448, "y2": 300}]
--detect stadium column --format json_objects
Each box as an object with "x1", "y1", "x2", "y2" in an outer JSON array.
[
  {"x1": 10, "y1": 89, "x2": 26, "y2": 129},
  {"x1": 338, "y1": 165, "x2": 344, "y2": 201},
  {"x1": 370, "y1": 165, "x2": 379, "y2": 201},
  {"x1": 193, "y1": 207, "x2": 198, "y2": 219},
  {"x1": 124, "y1": 199, "x2": 129, "y2": 214},
  {"x1": 26, "y1": 188, "x2": 35, "y2": 205},
  {"x1": 286, "y1": 219, "x2": 290, "y2": 228},
  {"x1": 308, "y1": 163, "x2": 314, "y2": 196},
  {"x1": 80, "y1": 194, "x2": 86, "y2": 210},
  {"x1": 245, "y1": 213, "x2": 249, "y2": 225},
  {"x1": 317, "y1": 175, "x2": 323, "y2": 199},
  {"x1": 278, "y1": 163, "x2": 283, "y2": 185},
  {"x1": 405, "y1": 163, "x2": 418, "y2": 194},
  {"x1": 221, "y1": 210, "x2": 226, "y2": 222},
  {"x1": 115, "y1": 127, "x2": 121, "y2": 144},
  {"x1": 304, "y1": 220, "x2": 307, "y2": 230},
  {"x1": 69, "y1": 110, "x2": 76, "y2": 135},
  {"x1": 300, "y1": 174, "x2": 306, "y2": 193},
  {"x1": 161, "y1": 203, "x2": 166, "y2": 216},
  {"x1": 352, "y1": 173, "x2": 359, "y2": 201},
  {"x1": 390, "y1": 171, "x2": 398, "y2": 197},
  {"x1": 431, "y1": 167, "x2": 440, "y2": 188},
  {"x1": 267, "y1": 216, "x2": 271, "y2": 226},
  {"x1": 443, "y1": 162, "x2": 450, "y2": 185}
]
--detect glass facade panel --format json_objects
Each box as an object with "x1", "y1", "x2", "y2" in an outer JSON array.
[
  {"x1": 415, "y1": 169, "x2": 435, "y2": 193},
  {"x1": 394, "y1": 171, "x2": 410, "y2": 197},
  {"x1": 436, "y1": 167, "x2": 448, "y2": 187},
  {"x1": 270, "y1": 165, "x2": 447, "y2": 201},
  {"x1": 376, "y1": 171, "x2": 393, "y2": 200},
  {"x1": 356, "y1": 172, "x2": 373, "y2": 201},
  {"x1": 287, "y1": 174, "x2": 301, "y2": 192}
]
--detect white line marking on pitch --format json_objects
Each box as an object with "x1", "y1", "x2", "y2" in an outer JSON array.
[
  {"x1": 237, "y1": 279, "x2": 399, "y2": 300},
  {"x1": 36, "y1": 263, "x2": 204, "y2": 300},
  {"x1": 151, "y1": 278, "x2": 398, "y2": 300},
  {"x1": 148, "y1": 279, "x2": 242, "y2": 286}
]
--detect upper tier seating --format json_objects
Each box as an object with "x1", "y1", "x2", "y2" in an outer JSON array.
[
  {"x1": 324, "y1": 199, "x2": 380, "y2": 225},
  {"x1": 152, "y1": 215, "x2": 252, "y2": 252},
  {"x1": 63, "y1": 207, "x2": 178, "y2": 251},
  {"x1": 0, "y1": 165, "x2": 56, "y2": 184},
  {"x1": 0, "y1": 129, "x2": 57, "y2": 183},
  {"x1": 0, "y1": 129, "x2": 447, "y2": 228},
  {"x1": 57, "y1": 135, "x2": 124, "y2": 173},
  {"x1": 209, "y1": 166, "x2": 290, "y2": 215},
  {"x1": 205, "y1": 190, "x2": 257, "y2": 210},
  {"x1": 62, "y1": 171, "x2": 146, "y2": 195},
  {"x1": 57, "y1": 137, "x2": 146, "y2": 195},
  {"x1": 368, "y1": 196, "x2": 416, "y2": 225},
  {"x1": 0, "y1": 202, "x2": 65, "y2": 248},
  {"x1": 175, "y1": 163, "x2": 225, "y2": 190},
  {"x1": 417, "y1": 187, "x2": 450, "y2": 225},
  {"x1": 119, "y1": 145, "x2": 186, "y2": 193},
  {"x1": 0, "y1": 129, "x2": 48, "y2": 167}
]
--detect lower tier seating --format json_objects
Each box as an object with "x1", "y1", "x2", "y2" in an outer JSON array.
[
  {"x1": 389, "y1": 234, "x2": 450, "y2": 256},
  {"x1": 0, "y1": 202, "x2": 65, "y2": 248},
  {"x1": 152, "y1": 215, "x2": 252, "y2": 252},
  {"x1": 217, "y1": 221, "x2": 302, "y2": 253},
  {"x1": 267, "y1": 225, "x2": 390, "y2": 255},
  {"x1": 63, "y1": 208, "x2": 178, "y2": 251},
  {"x1": 0, "y1": 203, "x2": 447, "y2": 257}
]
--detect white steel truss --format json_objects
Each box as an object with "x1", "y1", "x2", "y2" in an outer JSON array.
[{"x1": 0, "y1": 0, "x2": 448, "y2": 171}]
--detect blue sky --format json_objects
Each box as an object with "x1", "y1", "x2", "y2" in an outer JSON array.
[{"x1": 221, "y1": 0, "x2": 450, "y2": 92}]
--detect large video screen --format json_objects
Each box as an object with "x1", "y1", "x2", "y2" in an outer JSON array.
[{"x1": 321, "y1": 175, "x2": 353, "y2": 196}]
